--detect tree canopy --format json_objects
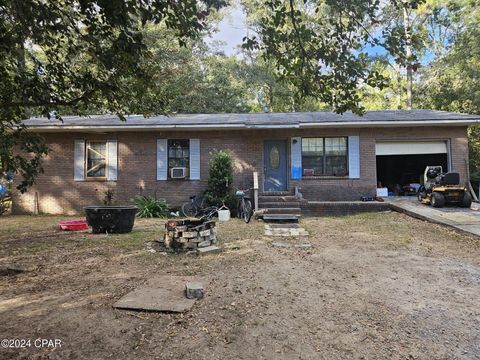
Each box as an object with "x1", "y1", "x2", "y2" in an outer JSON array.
[
  {"x1": 2, "y1": 0, "x2": 480, "y2": 191},
  {"x1": 0, "y1": 0, "x2": 225, "y2": 191}
]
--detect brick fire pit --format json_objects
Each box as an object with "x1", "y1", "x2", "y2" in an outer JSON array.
[{"x1": 164, "y1": 219, "x2": 217, "y2": 251}]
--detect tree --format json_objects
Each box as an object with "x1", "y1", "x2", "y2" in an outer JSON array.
[
  {"x1": 371, "y1": 0, "x2": 427, "y2": 110},
  {"x1": 122, "y1": 33, "x2": 324, "y2": 114},
  {"x1": 239, "y1": 51, "x2": 327, "y2": 112},
  {"x1": 242, "y1": 0, "x2": 388, "y2": 115},
  {"x1": 359, "y1": 59, "x2": 406, "y2": 110},
  {"x1": 417, "y1": 0, "x2": 480, "y2": 114},
  {"x1": 170, "y1": 54, "x2": 254, "y2": 113},
  {"x1": 0, "y1": 0, "x2": 225, "y2": 192},
  {"x1": 416, "y1": 0, "x2": 480, "y2": 179},
  {"x1": 402, "y1": 1, "x2": 416, "y2": 109},
  {"x1": 357, "y1": 0, "x2": 458, "y2": 110},
  {"x1": 204, "y1": 150, "x2": 235, "y2": 209}
]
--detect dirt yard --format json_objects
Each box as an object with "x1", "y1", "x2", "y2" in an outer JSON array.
[{"x1": 1, "y1": 211, "x2": 480, "y2": 359}]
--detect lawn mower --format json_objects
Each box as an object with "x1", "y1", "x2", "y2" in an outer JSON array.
[{"x1": 417, "y1": 166, "x2": 472, "y2": 208}]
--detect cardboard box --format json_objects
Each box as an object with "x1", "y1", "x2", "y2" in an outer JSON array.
[{"x1": 376, "y1": 187, "x2": 389, "y2": 197}]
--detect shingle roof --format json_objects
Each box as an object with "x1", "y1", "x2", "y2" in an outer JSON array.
[{"x1": 22, "y1": 110, "x2": 480, "y2": 131}]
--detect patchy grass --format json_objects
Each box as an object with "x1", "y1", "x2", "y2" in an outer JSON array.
[
  {"x1": 1, "y1": 215, "x2": 73, "y2": 236},
  {"x1": 302, "y1": 211, "x2": 480, "y2": 250},
  {"x1": 0, "y1": 216, "x2": 165, "y2": 256},
  {"x1": 1, "y1": 212, "x2": 480, "y2": 359}
]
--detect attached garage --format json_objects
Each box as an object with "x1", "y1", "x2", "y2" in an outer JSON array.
[{"x1": 376, "y1": 140, "x2": 450, "y2": 195}]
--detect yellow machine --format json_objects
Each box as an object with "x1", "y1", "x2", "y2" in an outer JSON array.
[{"x1": 417, "y1": 166, "x2": 472, "y2": 208}]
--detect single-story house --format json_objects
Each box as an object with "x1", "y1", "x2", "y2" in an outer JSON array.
[{"x1": 13, "y1": 110, "x2": 480, "y2": 215}]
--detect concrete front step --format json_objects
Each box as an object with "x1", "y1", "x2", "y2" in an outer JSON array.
[
  {"x1": 260, "y1": 194, "x2": 303, "y2": 219},
  {"x1": 260, "y1": 191, "x2": 292, "y2": 196},
  {"x1": 259, "y1": 201, "x2": 301, "y2": 208},
  {"x1": 263, "y1": 214, "x2": 299, "y2": 223},
  {"x1": 264, "y1": 208, "x2": 301, "y2": 215},
  {"x1": 258, "y1": 195, "x2": 298, "y2": 202}
]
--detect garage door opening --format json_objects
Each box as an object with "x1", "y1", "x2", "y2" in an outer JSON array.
[{"x1": 376, "y1": 141, "x2": 449, "y2": 196}]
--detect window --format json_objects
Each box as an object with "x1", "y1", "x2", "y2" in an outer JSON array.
[
  {"x1": 302, "y1": 137, "x2": 348, "y2": 176},
  {"x1": 86, "y1": 141, "x2": 107, "y2": 178},
  {"x1": 168, "y1": 139, "x2": 189, "y2": 178},
  {"x1": 270, "y1": 146, "x2": 280, "y2": 169}
]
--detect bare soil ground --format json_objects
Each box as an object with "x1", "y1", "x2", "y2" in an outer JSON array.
[{"x1": 1, "y1": 212, "x2": 480, "y2": 359}]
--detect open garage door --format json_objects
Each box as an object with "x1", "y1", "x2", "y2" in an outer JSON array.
[{"x1": 376, "y1": 141, "x2": 449, "y2": 196}]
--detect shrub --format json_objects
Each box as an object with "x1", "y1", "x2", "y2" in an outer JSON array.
[
  {"x1": 204, "y1": 150, "x2": 237, "y2": 210},
  {"x1": 103, "y1": 190, "x2": 115, "y2": 205},
  {"x1": 0, "y1": 196, "x2": 11, "y2": 215},
  {"x1": 134, "y1": 195, "x2": 170, "y2": 218}
]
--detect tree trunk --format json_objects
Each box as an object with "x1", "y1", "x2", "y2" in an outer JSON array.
[
  {"x1": 403, "y1": 5, "x2": 413, "y2": 110},
  {"x1": 396, "y1": 64, "x2": 402, "y2": 110},
  {"x1": 14, "y1": 2, "x2": 28, "y2": 117}
]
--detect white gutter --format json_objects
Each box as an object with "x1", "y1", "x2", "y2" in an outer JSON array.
[
  {"x1": 245, "y1": 124, "x2": 300, "y2": 129},
  {"x1": 24, "y1": 119, "x2": 480, "y2": 132},
  {"x1": 25, "y1": 123, "x2": 248, "y2": 132},
  {"x1": 300, "y1": 119, "x2": 480, "y2": 128}
]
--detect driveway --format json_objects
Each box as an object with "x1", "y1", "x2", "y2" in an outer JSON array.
[{"x1": 387, "y1": 196, "x2": 480, "y2": 237}]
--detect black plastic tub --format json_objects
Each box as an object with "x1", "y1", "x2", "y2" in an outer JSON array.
[{"x1": 84, "y1": 206, "x2": 137, "y2": 234}]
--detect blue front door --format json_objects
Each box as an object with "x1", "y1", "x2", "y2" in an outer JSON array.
[{"x1": 264, "y1": 140, "x2": 288, "y2": 192}]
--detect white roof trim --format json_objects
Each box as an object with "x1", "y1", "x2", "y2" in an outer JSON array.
[
  {"x1": 24, "y1": 119, "x2": 480, "y2": 132},
  {"x1": 300, "y1": 119, "x2": 480, "y2": 127}
]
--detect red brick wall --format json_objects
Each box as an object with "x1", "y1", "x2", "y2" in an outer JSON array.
[{"x1": 12, "y1": 126, "x2": 468, "y2": 214}]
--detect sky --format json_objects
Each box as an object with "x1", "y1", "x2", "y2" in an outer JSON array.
[
  {"x1": 208, "y1": 3, "x2": 435, "y2": 65},
  {"x1": 208, "y1": 4, "x2": 390, "y2": 58},
  {"x1": 208, "y1": 4, "x2": 248, "y2": 56}
]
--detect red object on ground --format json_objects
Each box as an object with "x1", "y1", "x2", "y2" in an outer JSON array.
[{"x1": 58, "y1": 219, "x2": 89, "y2": 231}]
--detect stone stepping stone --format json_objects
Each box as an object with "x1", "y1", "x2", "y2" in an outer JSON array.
[
  {"x1": 265, "y1": 223, "x2": 300, "y2": 229},
  {"x1": 114, "y1": 276, "x2": 204, "y2": 313},
  {"x1": 185, "y1": 282, "x2": 204, "y2": 299},
  {"x1": 264, "y1": 225, "x2": 309, "y2": 237},
  {"x1": 197, "y1": 245, "x2": 221, "y2": 255}
]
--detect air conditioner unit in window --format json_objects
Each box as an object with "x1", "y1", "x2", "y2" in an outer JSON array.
[{"x1": 171, "y1": 167, "x2": 187, "y2": 179}]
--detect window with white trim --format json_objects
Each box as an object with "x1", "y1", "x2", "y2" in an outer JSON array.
[
  {"x1": 86, "y1": 141, "x2": 107, "y2": 178},
  {"x1": 168, "y1": 139, "x2": 189, "y2": 178},
  {"x1": 302, "y1": 137, "x2": 348, "y2": 176}
]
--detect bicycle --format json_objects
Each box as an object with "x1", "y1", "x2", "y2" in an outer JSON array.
[
  {"x1": 235, "y1": 188, "x2": 253, "y2": 223},
  {"x1": 182, "y1": 194, "x2": 219, "y2": 220},
  {"x1": 181, "y1": 194, "x2": 205, "y2": 217},
  {"x1": 199, "y1": 205, "x2": 220, "y2": 221}
]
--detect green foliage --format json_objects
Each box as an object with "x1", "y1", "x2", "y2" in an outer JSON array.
[
  {"x1": 169, "y1": 54, "x2": 253, "y2": 113},
  {"x1": 0, "y1": 0, "x2": 225, "y2": 192},
  {"x1": 4, "y1": 0, "x2": 480, "y2": 192},
  {"x1": 204, "y1": 150, "x2": 236, "y2": 209},
  {"x1": 468, "y1": 126, "x2": 480, "y2": 182},
  {"x1": 166, "y1": 47, "x2": 326, "y2": 113},
  {"x1": 415, "y1": 1, "x2": 480, "y2": 176},
  {"x1": 356, "y1": 0, "x2": 468, "y2": 110},
  {"x1": 134, "y1": 195, "x2": 170, "y2": 218},
  {"x1": 0, "y1": 130, "x2": 49, "y2": 193},
  {"x1": 417, "y1": 1, "x2": 480, "y2": 114},
  {"x1": 242, "y1": 0, "x2": 388, "y2": 114},
  {"x1": 103, "y1": 190, "x2": 115, "y2": 206}
]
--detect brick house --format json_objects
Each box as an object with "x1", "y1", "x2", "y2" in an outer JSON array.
[{"x1": 13, "y1": 110, "x2": 480, "y2": 215}]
